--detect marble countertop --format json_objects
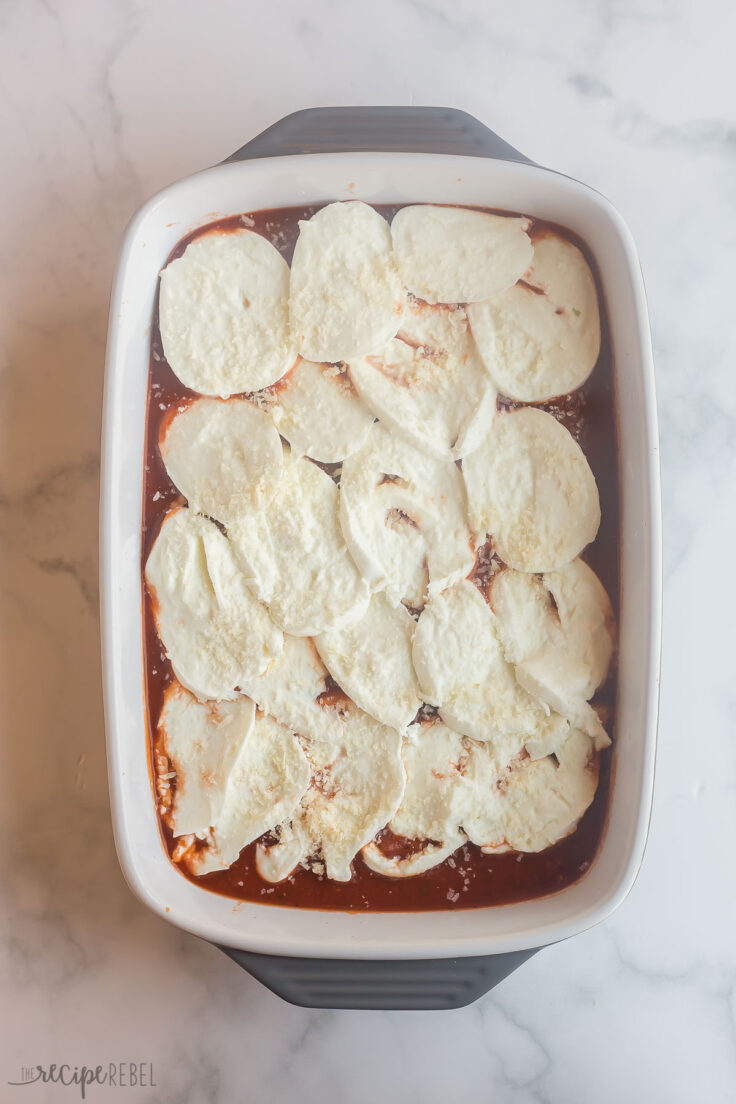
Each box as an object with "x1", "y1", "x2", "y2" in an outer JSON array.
[{"x1": 1, "y1": 0, "x2": 734, "y2": 1100}]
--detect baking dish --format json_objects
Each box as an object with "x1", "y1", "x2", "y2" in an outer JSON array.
[{"x1": 101, "y1": 106, "x2": 661, "y2": 1009}]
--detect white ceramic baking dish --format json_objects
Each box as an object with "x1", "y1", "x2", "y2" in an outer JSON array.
[{"x1": 101, "y1": 107, "x2": 661, "y2": 1010}]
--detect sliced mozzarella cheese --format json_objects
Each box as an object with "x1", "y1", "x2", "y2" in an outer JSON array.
[
  {"x1": 190, "y1": 712, "x2": 310, "y2": 875},
  {"x1": 362, "y1": 721, "x2": 466, "y2": 877},
  {"x1": 363, "y1": 723, "x2": 532, "y2": 877},
  {"x1": 158, "y1": 681, "x2": 255, "y2": 836},
  {"x1": 255, "y1": 820, "x2": 309, "y2": 883},
  {"x1": 270, "y1": 359, "x2": 374, "y2": 462},
  {"x1": 390, "y1": 205, "x2": 532, "y2": 305},
  {"x1": 515, "y1": 667, "x2": 610, "y2": 746},
  {"x1": 489, "y1": 568, "x2": 552, "y2": 664},
  {"x1": 289, "y1": 201, "x2": 405, "y2": 362},
  {"x1": 412, "y1": 579, "x2": 547, "y2": 742},
  {"x1": 229, "y1": 452, "x2": 369, "y2": 636},
  {"x1": 257, "y1": 706, "x2": 406, "y2": 883},
  {"x1": 145, "y1": 508, "x2": 283, "y2": 701},
  {"x1": 159, "y1": 397, "x2": 283, "y2": 521},
  {"x1": 239, "y1": 633, "x2": 332, "y2": 742},
  {"x1": 361, "y1": 839, "x2": 460, "y2": 878},
  {"x1": 467, "y1": 233, "x2": 601, "y2": 402},
  {"x1": 543, "y1": 560, "x2": 615, "y2": 698},
  {"x1": 159, "y1": 229, "x2": 295, "y2": 396},
  {"x1": 451, "y1": 736, "x2": 531, "y2": 854},
  {"x1": 348, "y1": 300, "x2": 496, "y2": 460},
  {"x1": 315, "y1": 594, "x2": 422, "y2": 731},
  {"x1": 491, "y1": 561, "x2": 614, "y2": 744},
  {"x1": 301, "y1": 711, "x2": 405, "y2": 882},
  {"x1": 339, "y1": 424, "x2": 474, "y2": 608},
  {"x1": 469, "y1": 727, "x2": 599, "y2": 853},
  {"x1": 463, "y1": 407, "x2": 600, "y2": 572}
]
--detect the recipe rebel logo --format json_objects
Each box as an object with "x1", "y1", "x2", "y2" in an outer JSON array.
[{"x1": 7, "y1": 1062, "x2": 156, "y2": 1098}]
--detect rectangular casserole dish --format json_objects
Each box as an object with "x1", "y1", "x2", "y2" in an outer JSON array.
[{"x1": 101, "y1": 107, "x2": 661, "y2": 1009}]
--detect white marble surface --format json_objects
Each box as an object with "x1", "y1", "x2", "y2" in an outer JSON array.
[{"x1": 1, "y1": 0, "x2": 734, "y2": 1100}]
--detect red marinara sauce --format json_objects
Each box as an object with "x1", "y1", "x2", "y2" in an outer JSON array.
[{"x1": 141, "y1": 203, "x2": 618, "y2": 912}]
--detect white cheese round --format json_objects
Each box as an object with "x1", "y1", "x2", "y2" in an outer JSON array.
[
  {"x1": 362, "y1": 721, "x2": 467, "y2": 877},
  {"x1": 229, "y1": 452, "x2": 370, "y2": 636},
  {"x1": 270, "y1": 358, "x2": 374, "y2": 462},
  {"x1": 159, "y1": 397, "x2": 283, "y2": 521},
  {"x1": 256, "y1": 705, "x2": 406, "y2": 883},
  {"x1": 492, "y1": 560, "x2": 614, "y2": 745},
  {"x1": 466, "y1": 727, "x2": 599, "y2": 854},
  {"x1": 191, "y1": 711, "x2": 311, "y2": 875},
  {"x1": 289, "y1": 201, "x2": 405, "y2": 362},
  {"x1": 467, "y1": 233, "x2": 601, "y2": 402},
  {"x1": 390, "y1": 205, "x2": 532, "y2": 305},
  {"x1": 411, "y1": 579, "x2": 551, "y2": 742},
  {"x1": 159, "y1": 229, "x2": 295, "y2": 396},
  {"x1": 239, "y1": 633, "x2": 332, "y2": 742},
  {"x1": 145, "y1": 508, "x2": 283, "y2": 701},
  {"x1": 159, "y1": 681, "x2": 255, "y2": 837},
  {"x1": 348, "y1": 299, "x2": 496, "y2": 460},
  {"x1": 339, "y1": 423, "x2": 474, "y2": 608},
  {"x1": 463, "y1": 407, "x2": 600, "y2": 572},
  {"x1": 315, "y1": 593, "x2": 422, "y2": 731}
]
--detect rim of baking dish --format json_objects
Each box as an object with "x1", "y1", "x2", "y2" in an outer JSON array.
[{"x1": 101, "y1": 152, "x2": 661, "y2": 959}]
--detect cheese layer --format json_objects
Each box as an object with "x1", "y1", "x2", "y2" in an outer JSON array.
[
  {"x1": 270, "y1": 358, "x2": 374, "y2": 462},
  {"x1": 145, "y1": 507, "x2": 283, "y2": 701},
  {"x1": 348, "y1": 299, "x2": 496, "y2": 460},
  {"x1": 315, "y1": 593, "x2": 422, "y2": 731},
  {"x1": 289, "y1": 201, "x2": 405, "y2": 362},
  {"x1": 229, "y1": 452, "x2": 369, "y2": 636},
  {"x1": 159, "y1": 229, "x2": 295, "y2": 396},
  {"x1": 463, "y1": 407, "x2": 600, "y2": 572},
  {"x1": 339, "y1": 424, "x2": 474, "y2": 608},
  {"x1": 159, "y1": 397, "x2": 283, "y2": 521},
  {"x1": 468, "y1": 233, "x2": 601, "y2": 402},
  {"x1": 390, "y1": 205, "x2": 532, "y2": 304}
]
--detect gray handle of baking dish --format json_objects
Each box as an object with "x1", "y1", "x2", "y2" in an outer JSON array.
[
  {"x1": 218, "y1": 106, "x2": 535, "y2": 1011},
  {"x1": 219, "y1": 946, "x2": 538, "y2": 1010},
  {"x1": 223, "y1": 105, "x2": 533, "y2": 164}
]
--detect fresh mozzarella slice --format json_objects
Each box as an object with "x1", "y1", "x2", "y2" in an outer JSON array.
[
  {"x1": 362, "y1": 721, "x2": 466, "y2": 877},
  {"x1": 468, "y1": 727, "x2": 599, "y2": 853},
  {"x1": 289, "y1": 201, "x2": 405, "y2": 362},
  {"x1": 190, "y1": 712, "x2": 310, "y2": 875},
  {"x1": 390, "y1": 205, "x2": 532, "y2": 305},
  {"x1": 339, "y1": 424, "x2": 474, "y2": 608},
  {"x1": 489, "y1": 568, "x2": 552, "y2": 664},
  {"x1": 255, "y1": 820, "x2": 308, "y2": 883},
  {"x1": 229, "y1": 452, "x2": 370, "y2": 636},
  {"x1": 315, "y1": 594, "x2": 422, "y2": 731},
  {"x1": 257, "y1": 706, "x2": 406, "y2": 883},
  {"x1": 463, "y1": 407, "x2": 600, "y2": 572},
  {"x1": 361, "y1": 838, "x2": 460, "y2": 878},
  {"x1": 363, "y1": 723, "x2": 533, "y2": 877},
  {"x1": 145, "y1": 508, "x2": 283, "y2": 701},
  {"x1": 412, "y1": 579, "x2": 548, "y2": 742},
  {"x1": 239, "y1": 633, "x2": 332, "y2": 742},
  {"x1": 159, "y1": 229, "x2": 295, "y2": 396},
  {"x1": 348, "y1": 300, "x2": 496, "y2": 460},
  {"x1": 270, "y1": 359, "x2": 375, "y2": 462},
  {"x1": 158, "y1": 681, "x2": 255, "y2": 837},
  {"x1": 302, "y1": 711, "x2": 405, "y2": 882},
  {"x1": 543, "y1": 560, "x2": 615, "y2": 698},
  {"x1": 159, "y1": 397, "x2": 283, "y2": 521},
  {"x1": 491, "y1": 561, "x2": 614, "y2": 744},
  {"x1": 515, "y1": 669, "x2": 609, "y2": 746},
  {"x1": 467, "y1": 233, "x2": 601, "y2": 402}
]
